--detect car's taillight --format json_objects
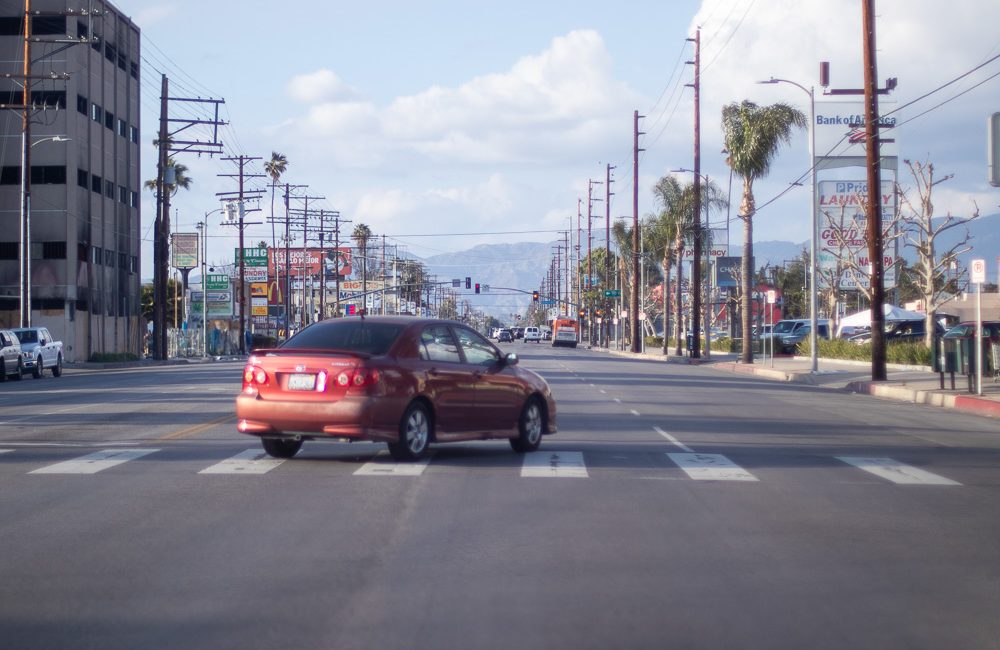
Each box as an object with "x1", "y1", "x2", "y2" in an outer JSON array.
[
  {"x1": 332, "y1": 368, "x2": 381, "y2": 392},
  {"x1": 242, "y1": 364, "x2": 268, "y2": 394}
]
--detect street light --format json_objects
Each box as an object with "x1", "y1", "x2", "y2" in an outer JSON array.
[
  {"x1": 758, "y1": 77, "x2": 819, "y2": 373},
  {"x1": 197, "y1": 206, "x2": 227, "y2": 357}
]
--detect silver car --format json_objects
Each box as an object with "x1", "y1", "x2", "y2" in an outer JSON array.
[{"x1": 0, "y1": 329, "x2": 24, "y2": 381}]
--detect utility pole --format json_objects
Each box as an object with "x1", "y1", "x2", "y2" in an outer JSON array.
[
  {"x1": 218, "y1": 156, "x2": 264, "y2": 355},
  {"x1": 587, "y1": 179, "x2": 603, "y2": 344},
  {"x1": 605, "y1": 163, "x2": 615, "y2": 348},
  {"x1": 862, "y1": 0, "x2": 887, "y2": 381},
  {"x1": 576, "y1": 198, "x2": 582, "y2": 321},
  {"x1": 276, "y1": 183, "x2": 306, "y2": 339},
  {"x1": 152, "y1": 78, "x2": 224, "y2": 359},
  {"x1": 632, "y1": 110, "x2": 645, "y2": 353},
  {"x1": 687, "y1": 28, "x2": 703, "y2": 359}
]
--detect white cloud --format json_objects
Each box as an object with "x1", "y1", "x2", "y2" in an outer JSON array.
[{"x1": 286, "y1": 69, "x2": 359, "y2": 104}]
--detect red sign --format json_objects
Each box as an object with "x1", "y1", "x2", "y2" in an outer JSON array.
[{"x1": 269, "y1": 247, "x2": 352, "y2": 278}]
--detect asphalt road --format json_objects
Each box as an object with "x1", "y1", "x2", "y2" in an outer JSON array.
[{"x1": 1, "y1": 345, "x2": 999, "y2": 649}]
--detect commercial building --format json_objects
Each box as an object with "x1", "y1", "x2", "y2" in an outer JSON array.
[{"x1": 0, "y1": 1, "x2": 141, "y2": 360}]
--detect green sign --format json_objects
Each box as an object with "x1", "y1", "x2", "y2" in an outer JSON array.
[
  {"x1": 206, "y1": 274, "x2": 229, "y2": 291},
  {"x1": 604, "y1": 289, "x2": 621, "y2": 298},
  {"x1": 234, "y1": 247, "x2": 268, "y2": 266}
]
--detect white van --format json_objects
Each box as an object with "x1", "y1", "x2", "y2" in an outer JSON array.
[{"x1": 523, "y1": 326, "x2": 541, "y2": 343}]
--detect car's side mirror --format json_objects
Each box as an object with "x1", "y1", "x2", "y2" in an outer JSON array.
[{"x1": 504, "y1": 352, "x2": 519, "y2": 366}]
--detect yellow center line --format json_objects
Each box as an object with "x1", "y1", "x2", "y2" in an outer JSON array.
[{"x1": 158, "y1": 414, "x2": 235, "y2": 441}]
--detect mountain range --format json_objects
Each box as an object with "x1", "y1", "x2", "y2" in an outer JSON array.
[{"x1": 422, "y1": 212, "x2": 1000, "y2": 319}]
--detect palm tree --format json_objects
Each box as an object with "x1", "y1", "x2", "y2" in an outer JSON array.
[
  {"x1": 611, "y1": 220, "x2": 636, "y2": 347},
  {"x1": 352, "y1": 224, "x2": 373, "y2": 309},
  {"x1": 143, "y1": 158, "x2": 191, "y2": 194},
  {"x1": 263, "y1": 152, "x2": 288, "y2": 320},
  {"x1": 721, "y1": 100, "x2": 806, "y2": 363},
  {"x1": 647, "y1": 176, "x2": 685, "y2": 354}
]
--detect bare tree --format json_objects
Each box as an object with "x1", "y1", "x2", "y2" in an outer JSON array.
[{"x1": 897, "y1": 158, "x2": 979, "y2": 346}]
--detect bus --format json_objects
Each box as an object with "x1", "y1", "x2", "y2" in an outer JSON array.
[{"x1": 551, "y1": 317, "x2": 579, "y2": 348}]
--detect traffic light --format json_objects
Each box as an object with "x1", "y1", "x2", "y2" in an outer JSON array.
[
  {"x1": 474, "y1": 283, "x2": 481, "y2": 294},
  {"x1": 465, "y1": 277, "x2": 471, "y2": 289},
  {"x1": 578, "y1": 309, "x2": 585, "y2": 318},
  {"x1": 532, "y1": 290, "x2": 539, "y2": 302}
]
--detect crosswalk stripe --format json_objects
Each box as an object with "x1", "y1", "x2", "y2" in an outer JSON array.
[
  {"x1": 666, "y1": 453, "x2": 758, "y2": 482},
  {"x1": 29, "y1": 449, "x2": 159, "y2": 475},
  {"x1": 837, "y1": 457, "x2": 961, "y2": 485},
  {"x1": 521, "y1": 451, "x2": 588, "y2": 478},
  {"x1": 354, "y1": 451, "x2": 432, "y2": 476},
  {"x1": 199, "y1": 449, "x2": 286, "y2": 475}
]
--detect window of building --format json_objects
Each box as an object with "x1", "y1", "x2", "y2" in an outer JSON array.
[
  {"x1": 117, "y1": 118, "x2": 126, "y2": 137},
  {"x1": 31, "y1": 165, "x2": 66, "y2": 185},
  {"x1": 0, "y1": 242, "x2": 17, "y2": 260},
  {"x1": 91, "y1": 34, "x2": 101, "y2": 52},
  {"x1": 91, "y1": 103, "x2": 102, "y2": 123},
  {"x1": 31, "y1": 16, "x2": 66, "y2": 35},
  {"x1": 104, "y1": 42, "x2": 116, "y2": 64},
  {"x1": 30, "y1": 90, "x2": 66, "y2": 109},
  {"x1": 119, "y1": 185, "x2": 128, "y2": 204},
  {"x1": 0, "y1": 17, "x2": 22, "y2": 36},
  {"x1": 118, "y1": 252, "x2": 127, "y2": 269},
  {"x1": 0, "y1": 166, "x2": 19, "y2": 185},
  {"x1": 77, "y1": 169, "x2": 88, "y2": 188},
  {"x1": 130, "y1": 61, "x2": 139, "y2": 80},
  {"x1": 130, "y1": 191, "x2": 138, "y2": 208},
  {"x1": 117, "y1": 51, "x2": 127, "y2": 72},
  {"x1": 130, "y1": 256, "x2": 138, "y2": 273},
  {"x1": 91, "y1": 173, "x2": 102, "y2": 194},
  {"x1": 104, "y1": 249, "x2": 114, "y2": 267},
  {"x1": 104, "y1": 179, "x2": 114, "y2": 198},
  {"x1": 105, "y1": 110, "x2": 114, "y2": 131},
  {"x1": 77, "y1": 94, "x2": 87, "y2": 115},
  {"x1": 42, "y1": 241, "x2": 67, "y2": 259},
  {"x1": 92, "y1": 246, "x2": 102, "y2": 265},
  {"x1": 76, "y1": 21, "x2": 88, "y2": 39},
  {"x1": 129, "y1": 125, "x2": 138, "y2": 143}
]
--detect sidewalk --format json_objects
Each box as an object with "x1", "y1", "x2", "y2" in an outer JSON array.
[{"x1": 589, "y1": 343, "x2": 1000, "y2": 420}]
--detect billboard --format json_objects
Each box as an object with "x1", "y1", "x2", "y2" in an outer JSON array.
[
  {"x1": 814, "y1": 101, "x2": 898, "y2": 159},
  {"x1": 269, "y1": 247, "x2": 352, "y2": 278},
  {"x1": 817, "y1": 180, "x2": 896, "y2": 290},
  {"x1": 171, "y1": 233, "x2": 199, "y2": 269}
]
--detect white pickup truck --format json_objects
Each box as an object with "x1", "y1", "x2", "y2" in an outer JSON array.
[{"x1": 11, "y1": 327, "x2": 63, "y2": 378}]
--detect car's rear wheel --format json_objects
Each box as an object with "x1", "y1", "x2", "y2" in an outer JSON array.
[
  {"x1": 52, "y1": 354, "x2": 62, "y2": 377},
  {"x1": 389, "y1": 401, "x2": 431, "y2": 461},
  {"x1": 261, "y1": 437, "x2": 303, "y2": 459},
  {"x1": 510, "y1": 397, "x2": 544, "y2": 453}
]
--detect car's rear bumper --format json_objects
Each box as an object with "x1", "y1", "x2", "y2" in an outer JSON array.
[{"x1": 235, "y1": 393, "x2": 399, "y2": 442}]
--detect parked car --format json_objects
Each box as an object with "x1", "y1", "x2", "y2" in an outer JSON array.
[
  {"x1": 10, "y1": 327, "x2": 63, "y2": 378},
  {"x1": 848, "y1": 319, "x2": 943, "y2": 345},
  {"x1": 523, "y1": 326, "x2": 541, "y2": 343},
  {"x1": 511, "y1": 327, "x2": 524, "y2": 340},
  {"x1": 0, "y1": 329, "x2": 24, "y2": 381},
  {"x1": 942, "y1": 321, "x2": 1000, "y2": 342},
  {"x1": 497, "y1": 329, "x2": 513, "y2": 342},
  {"x1": 236, "y1": 316, "x2": 557, "y2": 461},
  {"x1": 763, "y1": 319, "x2": 831, "y2": 354}
]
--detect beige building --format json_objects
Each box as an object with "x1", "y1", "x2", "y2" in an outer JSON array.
[{"x1": 0, "y1": 2, "x2": 141, "y2": 361}]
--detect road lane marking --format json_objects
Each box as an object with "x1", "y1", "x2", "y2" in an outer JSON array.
[
  {"x1": 630, "y1": 409, "x2": 641, "y2": 417},
  {"x1": 199, "y1": 449, "x2": 286, "y2": 475},
  {"x1": 599, "y1": 389, "x2": 607, "y2": 394},
  {"x1": 157, "y1": 414, "x2": 234, "y2": 441},
  {"x1": 836, "y1": 457, "x2": 961, "y2": 485},
  {"x1": 613, "y1": 398, "x2": 621, "y2": 403},
  {"x1": 653, "y1": 427, "x2": 694, "y2": 452},
  {"x1": 666, "y1": 453, "x2": 758, "y2": 482},
  {"x1": 354, "y1": 451, "x2": 432, "y2": 476},
  {"x1": 521, "y1": 451, "x2": 588, "y2": 478},
  {"x1": 29, "y1": 449, "x2": 159, "y2": 475}
]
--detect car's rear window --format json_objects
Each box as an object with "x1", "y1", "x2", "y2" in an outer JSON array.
[{"x1": 281, "y1": 321, "x2": 405, "y2": 355}]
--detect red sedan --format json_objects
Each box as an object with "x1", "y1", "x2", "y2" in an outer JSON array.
[{"x1": 236, "y1": 316, "x2": 557, "y2": 460}]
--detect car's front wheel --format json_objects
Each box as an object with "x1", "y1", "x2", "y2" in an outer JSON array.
[
  {"x1": 510, "y1": 398, "x2": 544, "y2": 453},
  {"x1": 12, "y1": 359, "x2": 23, "y2": 381},
  {"x1": 389, "y1": 401, "x2": 431, "y2": 461},
  {"x1": 261, "y1": 437, "x2": 303, "y2": 459},
  {"x1": 52, "y1": 354, "x2": 63, "y2": 377}
]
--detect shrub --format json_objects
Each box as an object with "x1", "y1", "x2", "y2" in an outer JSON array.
[{"x1": 797, "y1": 338, "x2": 931, "y2": 366}]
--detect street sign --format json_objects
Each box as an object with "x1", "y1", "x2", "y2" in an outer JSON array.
[
  {"x1": 206, "y1": 274, "x2": 229, "y2": 291},
  {"x1": 971, "y1": 258, "x2": 986, "y2": 284},
  {"x1": 604, "y1": 289, "x2": 621, "y2": 298},
  {"x1": 540, "y1": 299, "x2": 555, "y2": 305}
]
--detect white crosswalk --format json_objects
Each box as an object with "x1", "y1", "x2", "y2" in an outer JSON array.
[{"x1": 0, "y1": 447, "x2": 969, "y2": 486}]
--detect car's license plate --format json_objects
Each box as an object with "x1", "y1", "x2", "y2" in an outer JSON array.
[{"x1": 287, "y1": 373, "x2": 316, "y2": 391}]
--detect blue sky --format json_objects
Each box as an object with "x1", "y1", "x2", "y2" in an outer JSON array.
[{"x1": 116, "y1": 0, "x2": 1000, "y2": 273}]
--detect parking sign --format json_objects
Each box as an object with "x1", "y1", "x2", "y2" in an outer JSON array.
[{"x1": 971, "y1": 258, "x2": 986, "y2": 284}]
